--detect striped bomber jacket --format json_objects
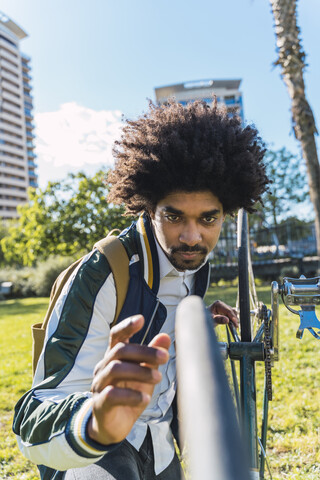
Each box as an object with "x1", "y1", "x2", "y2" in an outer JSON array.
[{"x1": 13, "y1": 213, "x2": 210, "y2": 480}]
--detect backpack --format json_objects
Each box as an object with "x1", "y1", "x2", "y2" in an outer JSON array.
[{"x1": 31, "y1": 235, "x2": 129, "y2": 376}]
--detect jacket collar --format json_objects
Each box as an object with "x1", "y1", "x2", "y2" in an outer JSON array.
[
  {"x1": 136, "y1": 212, "x2": 160, "y2": 294},
  {"x1": 135, "y1": 212, "x2": 210, "y2": 298}
]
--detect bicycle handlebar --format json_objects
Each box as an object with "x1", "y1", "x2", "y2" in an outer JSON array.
[{"x1": 272, "y1": 275, "x2": 320, "y2": 343}]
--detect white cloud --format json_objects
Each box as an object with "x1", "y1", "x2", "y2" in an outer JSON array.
[{"x1": 34, "y1": 102, "x2": 123, "y2": 188}]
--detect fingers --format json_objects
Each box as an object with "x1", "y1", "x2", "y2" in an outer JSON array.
[
  {"x1": 95, "y1": 385, "x2": 151, "y2": 408},
  {"x1": 108, "y1": 341, "x2": 169, "y2": 368},
  {"x1": 92, "y1": 358, "x2": 162, "y2": 393},
  {"x1": 109, "y1": 314, "x2": 145, "y2": 348},
  {"x1": 210, "y1": 300, "x2": 239, "y2": 328},
  {"x1": 213, "y1": 314, "x2": 229, "y2": 325},
  {"x1": 92, "y1": 337, "x2": 170, "y2": 394},
  {"x1": 148, "y1": 333, "x2": 171, "y2": 350}
]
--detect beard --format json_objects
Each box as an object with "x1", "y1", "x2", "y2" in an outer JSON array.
[{"x1": 166, "y1": 244, "x2": 208, "y2": 271}]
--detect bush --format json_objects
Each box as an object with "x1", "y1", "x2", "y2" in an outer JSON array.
[
  {"x1": 0, "y1": 266, "x2": 35, "y2": 297},
  {"x1": 31, "y1": 256, "x2": 76, "y2": 296},
  {"x1": 0, "y1": 255, "x2": 76, "y2": 298},
  {"x1": 280, "y1": 265, "x2": 300, "y2": 280}
]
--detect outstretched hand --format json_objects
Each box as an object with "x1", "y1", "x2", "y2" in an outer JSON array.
[
  {"x1": 88, "y1": 315, "x2": 170, "y2": 446},
  {"x1": 208, "y1": 300, "x2": 239, "y2": 329}
]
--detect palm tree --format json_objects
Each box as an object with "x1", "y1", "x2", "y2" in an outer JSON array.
[{"x1": 270, "y1": 0, "x2": 320, "y2": 257}]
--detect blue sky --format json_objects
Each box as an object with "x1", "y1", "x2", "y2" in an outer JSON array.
[{"x1": 1, "y1": 0, "x2": 319, "y2": 202}]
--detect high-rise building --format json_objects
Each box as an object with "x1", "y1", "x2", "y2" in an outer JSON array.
[
  {"x1": 154, "y1": 79, "x2": 244, "y2": 121},
  {"x1": 0, "y1": 11, "x2": 37, "y2": 220}
]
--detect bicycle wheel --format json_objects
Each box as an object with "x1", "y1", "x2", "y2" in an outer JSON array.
[
  {"x1": 237, "y1": 209, "x2": 260, "y2": 341},
  {"x1": 175, "y1": 295, "x2": 250, "y2": 480}
]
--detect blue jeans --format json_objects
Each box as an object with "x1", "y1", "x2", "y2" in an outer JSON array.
[{"x1": 64, "y1": 429, "x2": 183, "y2": 480}]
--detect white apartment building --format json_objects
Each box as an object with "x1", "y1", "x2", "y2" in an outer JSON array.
[
  {"x1": 154, "y1": 79, "x2": 244, "y2": 121},
  {"x1": 0, "y1": 12, "x2": 37, "y2": 220}
]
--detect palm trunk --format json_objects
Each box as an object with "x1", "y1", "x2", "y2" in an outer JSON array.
[{"x1": 270, "y1": 0, "x2": 320, "y2": 257}]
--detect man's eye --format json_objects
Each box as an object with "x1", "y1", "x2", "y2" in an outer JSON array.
[
  {"x1": 202, "y1": 216, "x2": 217, "y2": 224},
  {"x1": 166, "y1": 214, "x2": 180, "y2": 223}
]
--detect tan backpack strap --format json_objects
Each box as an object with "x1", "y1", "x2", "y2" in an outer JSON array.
[
  {"x1": 32, "y1": 237, "x2": 129, "y2": 377},
  {"x1": 94, "y1": 236, "x2": 129, "y2": 327}
]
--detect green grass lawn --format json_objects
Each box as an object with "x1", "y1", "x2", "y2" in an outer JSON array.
[
  {"x1": 0, "y1": 288, "x2": 319, "y2": 479},
  {"x1": 0, "y1": 298, "x2": 48, "y2": 480}
]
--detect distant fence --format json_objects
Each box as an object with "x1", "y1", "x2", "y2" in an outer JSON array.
[{"x1": 210, "y1": 220, "x2": 319, "y2": 282}]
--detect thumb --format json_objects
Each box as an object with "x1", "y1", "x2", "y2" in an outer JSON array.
[
  {"x1": 148, "y1": 334, "x2": 171, "y2": 365},
  {"x1": 149, "y1": 333, "x2": 171, "y2": 351}
]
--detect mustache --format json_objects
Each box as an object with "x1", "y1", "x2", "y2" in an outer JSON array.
[{"x1": 170, "y1": 245, "x2": 208, "y2": 255}]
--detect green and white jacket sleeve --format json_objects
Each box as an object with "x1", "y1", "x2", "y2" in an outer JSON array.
[{"x1": 13, "y1": 249, "x2": 119, "y2": 470}]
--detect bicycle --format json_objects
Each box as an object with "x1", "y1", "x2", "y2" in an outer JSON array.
[{"x1": 175, "y1": 209, "x2": 320, "y2": 479}]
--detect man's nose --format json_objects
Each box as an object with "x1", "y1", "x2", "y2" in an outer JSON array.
[{"x1": 179, "y1": 223, "x2": 202, "y2": 246}]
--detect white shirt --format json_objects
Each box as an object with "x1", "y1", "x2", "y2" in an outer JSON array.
[{"x1": 126, "y1": 240, "x2": 199, "y2": 474}]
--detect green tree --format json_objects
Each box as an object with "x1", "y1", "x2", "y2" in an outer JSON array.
[
  {"x1": 1, "y1": 170, "x2": 133, "y2": 266},
  {"x1": 0, "y1": 219, "x2": 11, "y2": 266},
  {"x1": 262, "y1": 147, "x2": 309, "y2": 226}
]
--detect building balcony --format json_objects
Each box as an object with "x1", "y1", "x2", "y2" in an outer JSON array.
[
  {"x1": 1, "y1": 108, "x2": 22, "y2": 122},
  {"x1": 0, "y1": 57, "x2": 19, "y2": 75},
  {"x1": 0, "y1": 69, "x2": 20, "y2": 86},
  {"x1": 0, "y1": 38, "x2": 18, "y2": 55},
  {"x1": 0, "y1": 176, "x2": 28, "y2": 188},
  {"x1": 2, "y1": 89, "x2": 22, "y2": 104},
  {"x1": 26, "y1": 130, "x2": 35, "y2": 139},
  {"x1": 0, "y1": 154, "x2": 25, "y2": 168},
  {"x1": 0, "y1": 173, "x2": 27, "y2": 184},
  {"x1": 21, "y1": 61, "x2": 30, "y2": 71},
  {"x1": 224, "y1": 96, "x2": 236, "y2": 105},
  {"x1": 29, "y1": 179, "x2": 38, "y2": 188},
  {"x1": 0, "y1": 197, "x2": 27, "y2": 208},
  {"x1": 25, "y1": 121, "x2": 35, "y2": 129},
  {"x1": 0, "y1": 186, "x2": 28, "y2": 199},
  {"x1": 28, "y1": 160, "x2": 37, "y2": 168},
  {"x1": 1, "y1": 150, "x2": 26, "y2": 162},
  {"x1": 0, "y1": 111, "x2": 23, "y2": 128},
  {"x1": 21, "y1": 52, "x2": 31, "y2": 62},
  {"x1": 3, "y1": 101, "x2": 22, "y2": 116},
  {"x1": 1, "y1": 79, "x2": 21, "y2": 96},
  {"x1": 23, "y1": 81, "x2": 31, "y2": 91},
  {"x1": 0, "y1": 164, "x2": 26, "y2": 178},
  {"x1": 28, "y1": 169, "x2": 37, "y2": 177},
  {"x1": 27, "y1": 151, "x2": 36, "y2": 158},
  {"x1": 0, "y1": 143, "x2": 24, "y2": 157},
  {"x1": 0, "y1": 133, "x2": 23, "y2": 147},
  {"x1": 0, "y1": 209, "x2": 21, "y2": 219},
  {"x1": 22, "y1": 71, "x2": 32, "y2": 81},
  {"x1": 0, "y1": 48, "x2": 19, "y2": 66},
  {"x1": 24, "y1": 92, "x2": 33, "y2": 100},
  {"x1": 0, "y1": 122, "x2": 24, "y2": 137},
  {"x1": 24, "y1": 108, "x2": 33, "y2": 119}
]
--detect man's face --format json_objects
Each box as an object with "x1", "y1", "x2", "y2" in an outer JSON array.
[{"x1": 150, "y1": 191, "x2": 225, "y2": 271}]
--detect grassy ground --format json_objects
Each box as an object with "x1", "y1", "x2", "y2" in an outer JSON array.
[
  {"x1": 0, "y1": 288, "x2": 319, "y2": 479},
  {"x1": 0, "y1": 298, "x2": 48, "y2": 480}
]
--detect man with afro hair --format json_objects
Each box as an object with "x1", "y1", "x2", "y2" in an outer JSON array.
[{"x1": 14, "y1": 99, "x2": 269, "y2": 480}]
